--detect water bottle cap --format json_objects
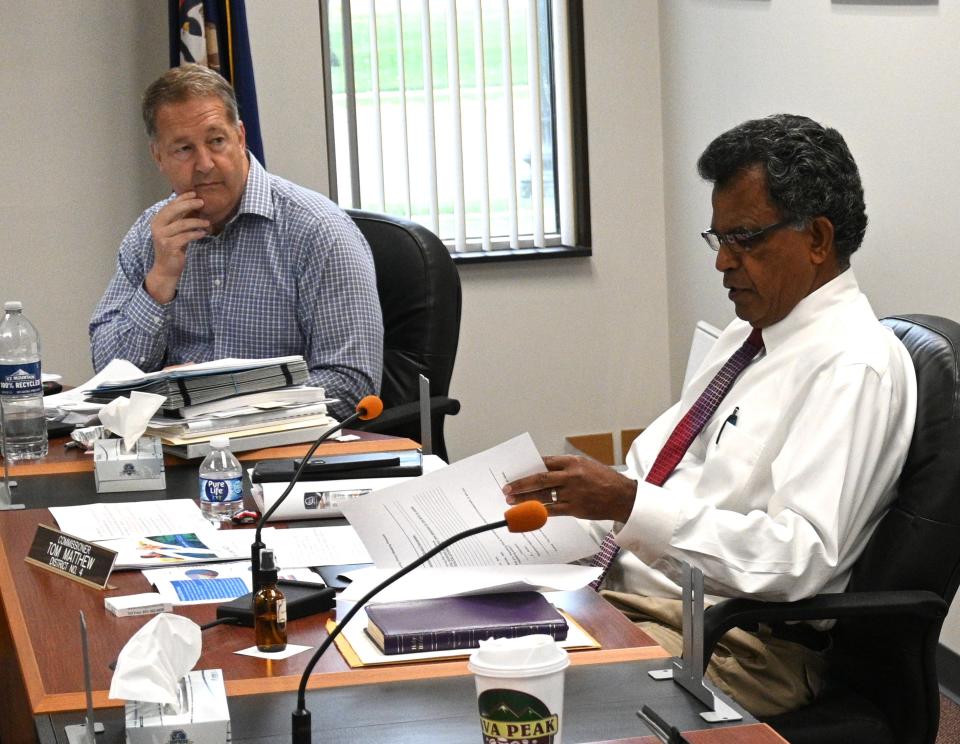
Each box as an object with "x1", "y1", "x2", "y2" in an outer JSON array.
[
  {"x1": 4, "y1": 301, "x2": 22, "y2": 312},
  {"x1": 209, "y1": 435, "x2": 230, "y2": 449}
]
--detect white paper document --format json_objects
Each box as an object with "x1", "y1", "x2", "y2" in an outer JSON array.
[
  {"x1": 43, "y1": 358, "x2": 144, "y2": 413},
  {"x1": 144, "y1": 560, "x2": 323, "y2": 605},
  {"x1": 338, "y1": 564, "x2": 603, "y2": 605},
  {"x1": 236, "y1": 644, "x2": 313, "y2": 660},
  {"x1": 93, "y1": 355, "x2": 304, "y2": 387},
  {"x1": 146, "y1": 563, "x2": 253, "y2": 604},
  {"x1": 50, "y1": 499, "x2": 211, "y2": 541},
  {"x1": 98, "y1": 527, "x2": 248, "y2": 570},
  {"x1": 269, "y1": 525, "x2": 372, "y2": 568},
  {"x1": 340, "y1": 433, "x2": 600, "y2": 569}
]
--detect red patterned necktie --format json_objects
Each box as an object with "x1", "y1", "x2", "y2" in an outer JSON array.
[{"x1": 588, "y1": 327, "x2": 763, "y2": 591}]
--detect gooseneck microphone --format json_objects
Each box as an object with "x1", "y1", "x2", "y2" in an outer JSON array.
[
  {"x1": 250, "y1": 395, "x2": 384, "y2": 593},
  {"x1": 291, "y1": 500, "x2": 550, "y2": 744}
]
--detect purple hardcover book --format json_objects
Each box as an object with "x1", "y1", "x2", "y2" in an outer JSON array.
[{"x1": 365, "y1": 591, "x2": 569, "y2": 655}]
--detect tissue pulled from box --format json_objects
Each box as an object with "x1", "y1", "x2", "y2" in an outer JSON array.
[
  {"x1": 99, "y1": 391, "x2": 165, "y2": 451},
  {"x1": 108, "y1": 612, "x2": 201, "y2": 711}
]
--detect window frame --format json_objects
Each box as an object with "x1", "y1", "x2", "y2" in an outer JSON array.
[{"x1": 318, "y1": 0, "x2": 591, "y2": 264}]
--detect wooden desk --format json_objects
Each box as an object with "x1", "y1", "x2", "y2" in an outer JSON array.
[
  {"x1": 36, "y1": 659, "x2": 786, "y2": 743},
  {"x1": 4, "y1": 440, "x2": 780, "y2": 744},
  {"x1": 0, "y1": 472, "x2": 665, "y2": 743},
  {"x1": 6, "y1": 431, "x2": 420, "y2": 508},
  {"x1": 8, "y1": 431, "x2": 421, "y2": 477}
]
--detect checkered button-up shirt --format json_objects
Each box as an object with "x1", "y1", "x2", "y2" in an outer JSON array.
[{"x1": 90, "y1": 156, "x2": 383, "y2": 419}]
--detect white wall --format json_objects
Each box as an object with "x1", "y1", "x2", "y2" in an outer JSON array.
[
  {"x1": 445, "y1": 1, "x2": 671, "y2": 460},
  {"x1": 246, "y1": 1, "x2": 672, "y2": 463},
  {"x1": 0, "y1": 0, "x2": 673, "y2": 461},
  {"x1": 245, "y1": 1, "x2": 330, "y2": 194},
  {"x1": 0, "y1": 1, "x2": 169, "y2": 382},
  {"x1": 657, "y1": 0, "x2": 960, "y2": 654}
]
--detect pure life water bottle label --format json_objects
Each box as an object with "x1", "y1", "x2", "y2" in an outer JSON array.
[
  {"x1": 0, "y1": 362, "x2": 42, "y2": 397},
  {"x1": 200, "y1": 477, "x2": 243, "y2": 504}
]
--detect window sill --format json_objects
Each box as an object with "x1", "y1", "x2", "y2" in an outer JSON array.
[{"x1": 450, "y1": 244, "x2": 592, "y2": 266}]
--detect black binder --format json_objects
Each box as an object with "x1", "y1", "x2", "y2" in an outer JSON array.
[{"x1": 250, "y1": 450, "x2": 423, "y2": 483}]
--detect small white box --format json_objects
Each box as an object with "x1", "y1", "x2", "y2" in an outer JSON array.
[
  {"x1": 104, "y1": 593, "x2": 173, "y2": 618},
  {"x1": 93, "y1": 437, "x2": 166, "y2": 493},
  {"x1": 125, "y1": 668, "x2": 230, "y2": 744}
]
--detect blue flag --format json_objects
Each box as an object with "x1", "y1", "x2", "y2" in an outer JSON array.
[{"x1": 169, "y1": 0, "x2": 265, "y2": 166}]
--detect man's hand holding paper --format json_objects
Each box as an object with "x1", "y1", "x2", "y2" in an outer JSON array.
[
  {"x1": 503, "y1": 454, "x2": 639, "y2": 523},
  {"x1": 340, "y1": 433, "x2": 600, "y2": 569}
]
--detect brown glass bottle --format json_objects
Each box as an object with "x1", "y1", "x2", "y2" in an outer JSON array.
[{"x1": 254, "y1": 549, "x2": 287, "y2": 652}]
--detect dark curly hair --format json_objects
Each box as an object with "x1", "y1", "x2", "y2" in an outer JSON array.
[{"x1": 697, "y1": 114, "x2": 867, "y2": 266}]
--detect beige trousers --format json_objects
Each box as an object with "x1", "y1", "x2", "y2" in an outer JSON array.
[{"x1": 602, "y1": 591, "x2": 827, "y2": 718}]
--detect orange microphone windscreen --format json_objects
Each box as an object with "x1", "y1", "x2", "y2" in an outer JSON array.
[
  {"x1": 356, "y1": 395, "x2": 384, "y2": 421},
  {"x1": 504, "y1": 500, "x2": 549, "y2": 533}
]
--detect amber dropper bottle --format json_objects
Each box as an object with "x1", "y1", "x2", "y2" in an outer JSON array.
[{"x1": 254, "y1": 548, "x2": 287, "y2": 652}]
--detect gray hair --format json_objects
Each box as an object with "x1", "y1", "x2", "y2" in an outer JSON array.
[
  {"x1": 697, "y1": 114, "x2": 867, "y2": 266},
  {"x1": 141, "y1": 64, "x2": 240, "y2": 140}
]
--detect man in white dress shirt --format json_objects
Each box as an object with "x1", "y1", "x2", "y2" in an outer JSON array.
[{"x1": 503, "y1": 114, "x2": 917, "y2": 716}]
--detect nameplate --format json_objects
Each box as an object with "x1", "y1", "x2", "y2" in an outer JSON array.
[{"x1": 24, "y1": 524, "x2": 117, "y2": 589}]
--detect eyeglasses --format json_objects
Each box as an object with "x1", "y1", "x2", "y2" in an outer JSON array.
[{"x1": 701, "y1": 218, "x2": 796, "y2": 254}]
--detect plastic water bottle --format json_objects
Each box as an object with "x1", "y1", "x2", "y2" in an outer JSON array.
[
  {"x1": 198, "y1": 436, "x2": 243, "y2": 522},
  {"x1": 0, "y1": 301, "x2": 48, "y2": 460}
]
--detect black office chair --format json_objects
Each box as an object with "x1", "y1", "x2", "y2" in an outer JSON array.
[
  {"x1": 346, "y1": 210, "x2": 462, "y2": 462},
  {"x1": 700, "y1": 314, "x2": 960, "y2": 744}
]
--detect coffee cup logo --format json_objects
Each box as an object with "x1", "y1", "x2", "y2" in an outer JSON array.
[{"x1": 478, "y1": 688, "x2": 559, "y2": 744}]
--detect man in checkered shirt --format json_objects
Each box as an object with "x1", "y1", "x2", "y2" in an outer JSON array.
[{"x1": 90, "y1": 65, "x2": 382, "y2": 420}]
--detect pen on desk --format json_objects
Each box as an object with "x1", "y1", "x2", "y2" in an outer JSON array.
[{"x1": 716, "y1": 406, "x2": 739, "y2": 444}]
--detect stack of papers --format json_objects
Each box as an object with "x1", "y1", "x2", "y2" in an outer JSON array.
[
  {"x1": 46, "y1": 357, "x2": 340, "y2": 458},
  {"x1": 47, "y1": 498, "x2": 373, "y2": 573},
  {"x1": 84, "y1": 356, "x2": 310, "y2": 414},
  {"x1": 47, "y1": 499, "x2": 249, "y2": 569},
  {"x1": 147, "y1": 388, "x2": 334, "y2": 443},
  {"x1": 159, "y1": 416, "x2": 339, "y2": 458}
]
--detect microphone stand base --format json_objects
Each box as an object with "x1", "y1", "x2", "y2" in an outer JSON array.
[
  {"x1": 64, "y1": 722, "x2": 104, "y2": 744},
  {"x1": 292, "y1": 708, "x2": 312, "y2": 744},
  {"x1": 0, "y1": 483, "x2": 23, "y2": 510}
]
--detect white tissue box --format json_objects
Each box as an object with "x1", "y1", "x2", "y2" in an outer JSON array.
[
  {"x1": 125, "y1": 668, "x2": 230, "y2": 744},
  {"x1": 93, "y1": 436, "x2": 166, "y2": 493}
]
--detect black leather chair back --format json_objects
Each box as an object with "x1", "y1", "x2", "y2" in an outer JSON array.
[
  {"x1": 346, "y1": 210, "x2": 462, "y2": 445},
  {"x1": 832, "y1": 314, "x2": 960, "y2": 742}
]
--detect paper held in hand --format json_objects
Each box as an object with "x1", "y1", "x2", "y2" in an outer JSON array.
[{"x1": 340, "y1": 433, "x2": 600, "y2": 569}]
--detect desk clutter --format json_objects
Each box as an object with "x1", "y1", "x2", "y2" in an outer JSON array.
[
  {"x1": 45, "y1": 355, "x2": 339, "y2": 461},
  {"x1": 15, "y1": 429, "x2": 658, "y2": 744}
]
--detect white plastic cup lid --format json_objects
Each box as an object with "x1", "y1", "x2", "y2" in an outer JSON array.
[
  {"x1": 468, "y1": 634, "x2": 570, "y2": 678},
  {"x1": 210, "y1": 435, "x2": 230, "y2": 449}
]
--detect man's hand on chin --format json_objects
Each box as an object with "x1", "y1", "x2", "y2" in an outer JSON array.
[{"x1": 145, "y1": 191, "x2": 209, "y2": 303}]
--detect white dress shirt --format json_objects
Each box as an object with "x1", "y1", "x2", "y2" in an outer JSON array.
[{"x1": 602, "y1": 269, "x2": 917, "y2": 603}]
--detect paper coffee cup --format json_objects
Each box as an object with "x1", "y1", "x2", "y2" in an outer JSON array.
[{"x1": 468, "y1": 634, "x2": 570, "y2": 744}]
